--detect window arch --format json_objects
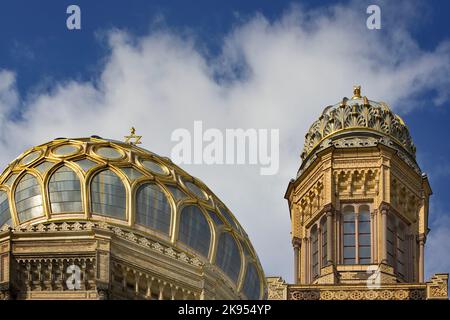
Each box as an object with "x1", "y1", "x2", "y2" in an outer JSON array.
[
  {"x1": 90, "y1": 169, "x2": 126, "y2": 219},
  {"x1": 216, "y1": 232, "x2": 242, "y2": 283},
  {"x1": 0, "y1": 190, "x2": 11, "y2": 227},
  {"x1": 49, "y1": 166, "x2": 83, "y2": 213},
  {"x1": 178, "y1": 205, "x2": 211, "y2": 257},
  {"x1": 136, "y1": 183, "x2": 171, "y2": 234},
  {"x1": 242, "y1": 262, "x2": 261, "y2": 300},
  {"x1": 15, "y1": 173, "x2": 44, "y2": 223}
]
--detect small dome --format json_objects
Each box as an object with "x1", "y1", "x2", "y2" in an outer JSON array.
[
  {"x1": 299, "y1": 86, "x2": 418, "y2": 175},
  {"x1": 0, "y1": 136, "x2": 265, "y2": 299}
]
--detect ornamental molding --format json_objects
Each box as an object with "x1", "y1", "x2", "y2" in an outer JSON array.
[
  {"x1": 288, "y1": 287, "x2": 426, "y2": 300},
  {"x1": 10, "y1": 221, "x2": 204, "y2": 268}
]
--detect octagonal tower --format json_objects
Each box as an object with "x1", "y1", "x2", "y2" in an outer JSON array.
[{"x1": 267, "y1": 86, "x2": 448, "y2": 300}]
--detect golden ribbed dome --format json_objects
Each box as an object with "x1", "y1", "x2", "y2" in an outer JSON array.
[
  {"x1": 0, "y1": 136, "x2": 265, "y2": 299},
  {"x1": 299, "y1": 86, "x2": 418, "y2": 174}
]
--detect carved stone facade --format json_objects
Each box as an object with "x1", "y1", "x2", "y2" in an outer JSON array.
[
  {"x1": 271, "y1": 87, "x2": 448, "y2": 300},
  {"x1": 0, "y1": 220, "x2": 240, "y2": 299}
]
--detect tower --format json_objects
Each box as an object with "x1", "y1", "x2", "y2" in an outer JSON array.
[{"x1": 268, "y1": 86, "x2": 448, "y2": 300}]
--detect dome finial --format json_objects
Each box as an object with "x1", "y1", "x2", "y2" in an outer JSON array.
[
  {"x1": 352, "y1": 85, "x2": 361, "y2": 99},
  {"x1": 124, "y1": 127, "x2": 142, "y2": 145}
]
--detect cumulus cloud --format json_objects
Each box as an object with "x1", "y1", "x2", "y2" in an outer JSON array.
[{"x1": 0, "y1": 1, "x2": 449, "y2": 281}]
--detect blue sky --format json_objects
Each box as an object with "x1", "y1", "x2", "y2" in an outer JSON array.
[{"x1": 0, "y1": 0, "x2": 450, "y2": 282}]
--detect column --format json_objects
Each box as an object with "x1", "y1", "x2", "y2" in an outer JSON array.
[
  {"x1": 418, "y1": 234, "x2": 425, "y2": 283},
  {"x1": 326, "y1": 211, "x2": 334, "y2": 265},
  {"x1": 292, "y1": 237, "x2": 301, "y2": 284}
]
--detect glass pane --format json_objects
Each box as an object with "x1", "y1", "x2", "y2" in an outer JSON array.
[
  {"x1": 343, "y1": 221, "x2": 355, "y2": 233},
  {"x1": 95, "y1": 147, "x2": 122, "y2": 159},
  {"x1": 359, "y1": 234, "x2": 371, "y2": 246},
  {"x1": 207, "y1": 210, "x2": 223, "y2": 226},
  {"x1": 34, "y1": 161, "x2": 55, "y2": 175},
  {"x1": 20, "y1": 151, "x2": 41, "y2": 165},
  {"x1": 4, "y1": 173, "x2": 18, "y2": 188},
  {"x1": 0, "y1": 191, "x2": 11, "y2": 227},
  {"x1": 242, "y1": 263, "x2": 260, "y2": 300},
  {"x1": 184, "y1": 181, "x2": 207, "y2": 200},
  {"x1": 216, "y1": 232, "x2": 241, "y2": 283},
  {"x1": 120, "y1": 167, "x2": 143, "y2": 181},
  {"x1": 136, "y1": 183, "x2": 171, "y2": 234},
  {"x1": 359, "y1": 258, "x2": 371, "y2": 265},
  {"x1": 344, "y1": 247, "x2": 355, "y2": 259},
  {"x1": 74, "y1": 159, "x2": 98, "y2": 172},
  {"x1": 359, "y1": 211, "x2": 370, "y2": 222},
  {"x1": 142, "y1": 160, "x2": 167, "y2": 175},
  {"x1": 344, "y1": 258, "x2": 355, "y2": 265},
  {"x1": 218, "y1": 205, "x2": 238, "y2": 230},
  {"x1": 15, "y1": 174, "x2": 44, "y2": 222},
  {"x1": 178, "y1": 205, "x2": 211, "y2": 257},
  {"x1": 166, "y1": 185, "x2": 188, "y2": 201},
  {"x1": 344, "y1": 234, "x2": 355, "y2": 246},
  {"x1": 53, "y1": 144, "x2": 79, "y2": 156},
  {"x1": 359, "y1": 246, "x2": 371, "y2": 259},
  {"x1": 343, "y1": 212, "x2": 355, "y2": 222},
  {"x1": 49, "y1": 166, "x2": 82, "y2": 213},
  {"x1": 358, "y1": 221, "x2": 371, "y2": 233},
  {"x1": 90, "y1": 170, "x2": 126, "y2": 219}
]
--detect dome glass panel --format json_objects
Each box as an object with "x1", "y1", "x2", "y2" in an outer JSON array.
[
  {"x1": 166, "y1": 185, "x2": 188, "y2": 201},
  {"x1": 53, "y1": 144, "x2": 80, "y2": 156},
  {"x1": 34, "y1": 161, "x2": 55, "y2": 175},
  {"x1": 207, "y1": 210, "x2": 223, "y2": 226},
  {"x1": 74, "y1": 158, "x2": 98, "y2": 172},
  {"x1": 136, "y1": 183, "x2": 171, "y2": 234},
  {"x1": 15, "y1": 173, "x2": 44, "y2": 222},
  {"x1": 216, "y1": 232, "x2": 241, "y2": 282},
  {"x1": 0, "y1": 190, "x2": 11, "y2": 227},
  {"x1": 141, "y1": 160, "x2": 167, "y2": 175},
  {"x1": 120, "y1": 167, "x2": 143, "y2": 181},
  {"x1": 242, "y1": 262, "x2": 261, "y2": 300},
  {"x1": 178, "y1": 205, "x2": 211, "y2": 257},
  {"x1": 49, "y1": 166, "x2": 83, "y2": 213},
  {"x1": 20, "y1": 151, "x2": 41, "y2": 165},
  {"x1": 184, "y1": 181, "x2": 207, "y2": 200},
  {"x1": 218, "y1": 205, "x2": 238, "y2": 230},
  {"x1": 95, "y1": 147, "x2": 123, "y2": 160},
  {"x1": 4, "y1": 173, "x2": 18, "y2": 188},
  {"x1": 91, "y1": 169, "x2": 126, "y2": 219}
]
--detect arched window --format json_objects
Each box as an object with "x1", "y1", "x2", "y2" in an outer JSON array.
[
  {"x1": 136, "y1": 183, "x2": 171, "y2": 234},
  {"x1": 178, "y1": 205, "x2": 211, "y2": 257},
  {"x1": 242, "y1": 262, "x2": 261, "y2": 300},
  {"x1": 321, "y1": 217, "x2": 327, "y2": 267},
  {"x1": 49, "y1": 166, "x2": 82, "y2": 213},
  {"x1": 15, "y1": 173, "x2": 44, "y2": 223},
  {"x1": 216, "y1": 232, "x2": 241, "y2": 283},
  {"x1": 358, "y1": 205, "x2": 371, "y2": 264},
  {"x1": 311, "y1": 225, "x2": 319, "y2": 278},
  {"x1": 343, "y1": 205, "x2": 356, "y2": 264},
  {"x1": 90, "y1": 169, "x2": 126, "y2": 219},
  {"x1": 0, "y1": 190, "x2": 11, "y2": 227}
]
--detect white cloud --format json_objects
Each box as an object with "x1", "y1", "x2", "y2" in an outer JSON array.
[{"x1": 0, "y1": 2, "x2": 449, "y2": 282}]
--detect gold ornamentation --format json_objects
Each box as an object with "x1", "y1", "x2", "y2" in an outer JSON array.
[{"x1": 124, "y1": 127, "x2": 142, "y2": 145}]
